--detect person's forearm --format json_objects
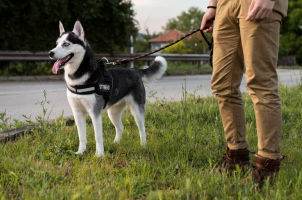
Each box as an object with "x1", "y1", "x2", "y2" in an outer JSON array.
[
  {"x1": 208, "y1": 0, "x2": 218, "y2": 6},
  {"x1": 201, "y1": 0, "x2": 217, "y2": 32}
]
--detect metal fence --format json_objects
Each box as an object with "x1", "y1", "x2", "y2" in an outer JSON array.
[
  {"x1": 0, "y1": 51, "x2": 210, "y2": 77},
  {"x1": 0, "y1": 51, "x2": 209, "y2": 62}
]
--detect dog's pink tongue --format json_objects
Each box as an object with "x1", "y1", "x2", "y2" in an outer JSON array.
[{"x1": 52, "y1": 60, "x2": 62, "y2": 74}]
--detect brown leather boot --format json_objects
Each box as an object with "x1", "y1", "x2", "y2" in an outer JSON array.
[
  {"x1": 251, "y1": 154, "x2": 285, "y2": 187},
  {"x1": 217, "y1": 146, "x2": 251, "y2": 174}
]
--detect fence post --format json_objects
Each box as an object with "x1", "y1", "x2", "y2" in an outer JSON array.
[
  {"x1": 197, "y1": 61, "x2": 201, "y2": 71},
  {"x1": 0, "y1": 61, "x2": 10, "y2": 76}
]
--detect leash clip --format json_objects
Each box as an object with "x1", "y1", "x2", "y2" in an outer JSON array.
[{"x1": 101, "y1": 57, "x2": 116, "y2": 65}]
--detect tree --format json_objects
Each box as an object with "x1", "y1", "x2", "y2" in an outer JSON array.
[
  {"x1": 163, "y1": 7, "x2": 204, "y2": 32},
  {"x1": 0, "y1": 0, "x2": 137, "y2": 53},
  {"x1": 134, "y1": 29, "x2": 160, "y2": 53},
  {"x1": 161, "y1": 7, "x2": 211, "y2": 54},
  {"x1": 279, "y1": 0, "x2": 302, "y2": 64}
]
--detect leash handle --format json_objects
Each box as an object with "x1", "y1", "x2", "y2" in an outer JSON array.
[{"x1": 199, "y1": 30, "x2": 211, "y2": 48}]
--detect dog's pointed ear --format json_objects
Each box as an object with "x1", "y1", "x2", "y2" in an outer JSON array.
[
  {"x1": 73, "y1": 21, "x2": 85, "y2": 40},
  {"x1": 59, "y1": 21, "x2": 65, "y2": 36}
]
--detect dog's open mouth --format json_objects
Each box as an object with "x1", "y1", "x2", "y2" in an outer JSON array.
[{"x1": 52, "y1": 53, "x2": 74, "y2": 74}]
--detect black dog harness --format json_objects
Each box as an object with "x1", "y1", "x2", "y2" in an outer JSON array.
[{"x1": 67, "y1": 60, "x2": 112, "y2": 108}]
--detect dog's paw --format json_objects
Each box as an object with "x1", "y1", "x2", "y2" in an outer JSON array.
[
  {"x1": 75, "y1": 147, "x2": 86, "y2": 155},
  {"x1": 95, "y1": 151, "x2": 104, "y2": 157},
  {"x1": 141, "y1": 140, "x2": 147, "y2": 147},
  {"x1": 113, "y1": 139, "x2": 120, "y2": 144},
  {"x1": 75, "y1": 151, "x2": 84, "y2": 155}
]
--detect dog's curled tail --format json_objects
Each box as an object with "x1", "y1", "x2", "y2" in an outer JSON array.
[{"x1": 141, "y1": 56, "x2": 167, "y2": 84}]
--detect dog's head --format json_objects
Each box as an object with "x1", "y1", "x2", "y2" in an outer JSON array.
[{"x1": 49, "y1": 21, "x2": 86, "y2": 74}]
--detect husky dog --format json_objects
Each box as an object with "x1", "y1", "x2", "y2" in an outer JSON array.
[{"x1": 49, "y1": 21, "x2": 167, "y2": 157}]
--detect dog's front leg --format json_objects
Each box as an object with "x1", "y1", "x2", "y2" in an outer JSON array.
[
  {"x1": 89, "y1": 113, "x2": 104, "y2": 157},
  {"x1": 73, "y1": 110, "x2": 87, "y2": 155}
]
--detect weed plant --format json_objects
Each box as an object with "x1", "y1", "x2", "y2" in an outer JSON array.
[
  {"x1": 0, "y1": 111, "x2": 30, "y2": 132},
  {"x1": 0, "y1": 90, "x2": 52, "y2": 132},
  {"x1": 0, "y1": 84, "x2": 302, "y2": 199}
]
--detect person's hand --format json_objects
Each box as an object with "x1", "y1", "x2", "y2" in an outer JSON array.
[
  {"x1": 200, "y1": 8, "x2": 216, "y2": 33},
  {"x1": 246, "y1": 0, "x2": 275, "y2": 22}
]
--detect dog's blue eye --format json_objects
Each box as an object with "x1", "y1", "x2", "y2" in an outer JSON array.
[{"x1": 62, "y1": 42, "x2": 70, "y2": 47}]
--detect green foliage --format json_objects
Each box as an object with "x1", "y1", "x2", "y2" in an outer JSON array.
[
  {"x1": 161, "y1": 41, "x2": 192, "y2": 54},
  {"x1": 0, "y1": 0, "x2": 137, "y2": 53},
  {"x1": 279, "y1": 0, "x2": 302, "y2": 64},
  {"x1": 1, "y1": 82, "x2": 302, "y2": 199},
  {"x1": 34, "y1": 90, "x2": 53, "y2": 128},
  {"x1": 134, "y1": 30, "x2": 160, "y2": 53},
  {"x1": 0, "y1": 111, "x2": 27, "y2": 132},
  {"x1": 185, "y1": 34, "x2": 212, "y2": 54},
  {"x1": 0, "y1": 90, "x2": 53, "y2": 132},
  {"x1": 0, "y1": 111, "x2": 30, "y2": 132},
  {"x1": 163, "y1": 7, "x2": 204, "y2": 32},
  {"x1": 3, "y1": 62, "x2": 54, "y2": 76},
  {"x1": 161, "y1": 7, "x2": 212, "y2": 54},
  {"x1": 165, "y1": 62, "x2": 212, "y2": 75}
]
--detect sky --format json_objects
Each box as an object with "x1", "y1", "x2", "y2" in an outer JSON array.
[{"x1": 131, "y1": 0, "x2": 209, "y2": 34}]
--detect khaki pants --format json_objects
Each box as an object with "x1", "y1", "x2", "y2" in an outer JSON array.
[{"x1": 212, "y1": 0, "x2": 283, "y2": 159}]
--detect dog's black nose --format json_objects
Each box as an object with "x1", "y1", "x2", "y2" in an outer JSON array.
[{"x1": 49, "y1": 51, "x2": 55, "y2": 58}]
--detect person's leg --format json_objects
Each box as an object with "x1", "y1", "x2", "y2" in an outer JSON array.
[
  {"x1": 239, "y1": 1, "x2": 285, "y2": 187},
  {"x1": 212, "y1": 0, "x2": 248, "y2": 150},
  {"x1": 212, "y1": 0, "x2": 250, "y2": 172},
  {"x1": 239, "y1": 10, "x2": 283, "y2": 160}
]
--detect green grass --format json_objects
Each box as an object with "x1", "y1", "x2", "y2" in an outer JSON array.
[
  {"x1": 122, "y1": 61, "x2": 213, "y2": 76},
  {"x1": 1, "y1": 83, "x2": 302, "y2": 199},
  {"x1": 164, "y1": 62, "x2": 213, "y2": 75}
]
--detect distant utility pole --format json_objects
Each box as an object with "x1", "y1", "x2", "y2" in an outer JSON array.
[
  {"x1": 130, "y1": 0, "x2": 134, "y2": 68},
  {"x1": 130, "y1": 35, "x2": 134, "y2": 68}
]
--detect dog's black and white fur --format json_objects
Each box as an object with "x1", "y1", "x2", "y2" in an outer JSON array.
[{"x1": 49, "y1": 21, "x2": 167, "y2": 157}]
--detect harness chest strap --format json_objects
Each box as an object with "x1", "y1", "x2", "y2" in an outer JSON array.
[
  {"x1": 66, "y1": 61, "x2": 113, "y2": 108},
  {"x1": 67, "y1": 82, "x2": 111, "y2": 109},
  {"x1": 67, "y1": 83, "x2": 111, "y2": 95}
]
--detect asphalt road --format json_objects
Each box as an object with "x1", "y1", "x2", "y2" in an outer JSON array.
[{"x1": 1, "y1": 69, "x2": 301, "y2": 123}]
